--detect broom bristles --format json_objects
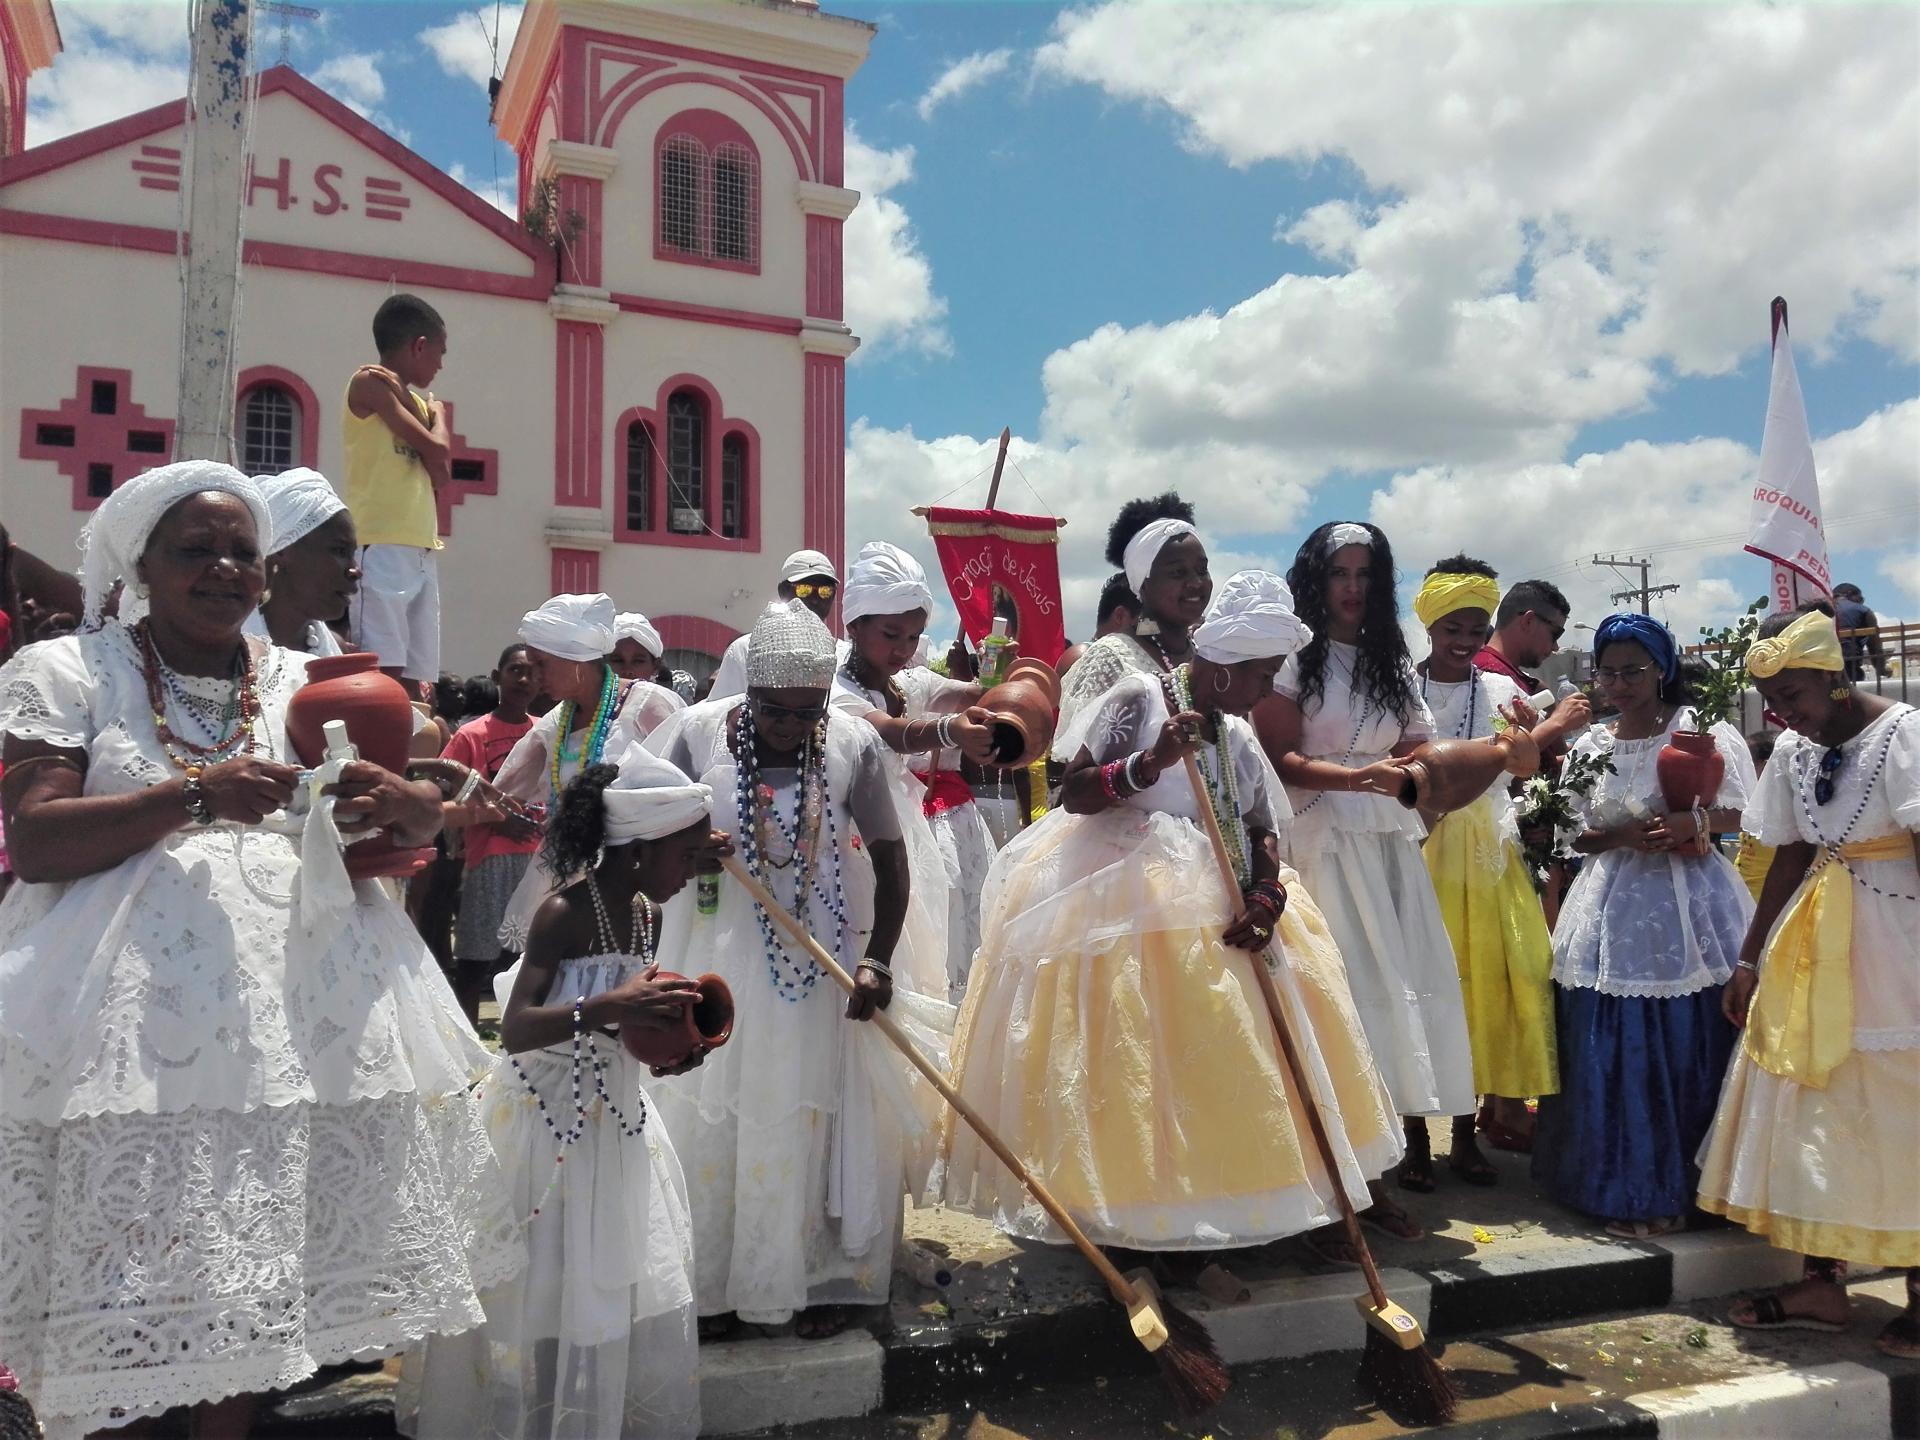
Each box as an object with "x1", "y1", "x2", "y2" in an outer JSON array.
[
  {"x1": 1149, "y1": 1291, "x2": 1232, "y2": 1415},
  {"x1": 1358, "y1": 1325, "x2": 1458, "y2": 1426}
]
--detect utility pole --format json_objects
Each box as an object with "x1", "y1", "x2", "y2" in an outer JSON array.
[
  {"x1": 174, "y1": 0, "x2": 257, "y2": 464},
  {"x1": 1592, "y1": 553, "x2": 1680, "y2": 615},
  {"x1": 255, "y1": 1, "x2": 317, "y2": 67}
]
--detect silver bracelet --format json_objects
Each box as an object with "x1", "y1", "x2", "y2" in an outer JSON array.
[
  {"x1": 1125, "y1": 750, "x2": 1149, "y2": 792},
  {"x1": 1734, "y1": 958, "x2": 1759, "y2": 973},
  {"x1": 933, "y1": 714, "x2": 959, "y2": 750},
  {"x1": 453, "y1": 765, "x2": 483, "y2": 805},
  {"x1": 857, "y1": 958, "x2": 893, "y2": 979}
]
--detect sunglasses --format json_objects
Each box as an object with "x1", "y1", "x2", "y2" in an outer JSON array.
[
  {"x1": 791, "y1": 582, "x2": 836, "y2": 601},
  {"x1": 1532, "y1": 611, "x2": 1567, "y2": 643},
  {"x1": 751, "y1": 698, "x2": 827, "y2": 725},
  {"x1": 1814, "y1": 744, "x2": 1843, "y2": 805},
  {"x1": 1594, "y1": 664, "x2": 1652, "y2": 685}
]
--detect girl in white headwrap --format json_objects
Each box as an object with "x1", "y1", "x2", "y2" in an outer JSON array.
[
  {"x1": 244, "y1": 466, "x2": 355, "y2": 657},
  {"x1": 1057, "y1": 493, "x2": 1210, "y2": 734},
  {"x1": 491, "y1": 593, "x2": 685, "y2": 950},
  {"x1": 0, "y1": 463, "x2": 519, "y2": 1438},
  {"x1": 938, "y1": 571, "x2": 1402, "y2": 1274},
  {"x1": 643, "y1": 600, "x2": 952, "y2": 1341},
  {"x1": 833, "y1": 541, "x2": 1002, "y2": 1003},
  {"x1": 402, "y1": 745, "x2": 716, "y2": 1439}
]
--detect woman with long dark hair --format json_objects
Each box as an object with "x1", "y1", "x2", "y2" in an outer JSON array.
[{"x1": 1254, "y1": 521, "x2": 1472, "y2": 1219}]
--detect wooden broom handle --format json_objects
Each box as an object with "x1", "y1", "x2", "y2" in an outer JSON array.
[
  {"x1": 1180, "y1": 753, "x2": 1393, "y2": 1312},
  {"x1": 718, "y1": 853, "x2": 1142, "y2": 1306}
]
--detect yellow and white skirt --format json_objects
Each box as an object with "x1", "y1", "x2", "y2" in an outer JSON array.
[{"x1": 934, "y1": 805, "x2": 1403, "y2": 1250}]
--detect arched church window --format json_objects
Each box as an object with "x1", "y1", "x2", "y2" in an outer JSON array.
[
  {"x1": 665, "y1": 390, "x2": 707, "y2": 535},
  {"x1": 720, "y1": 432, "x2": 748, "y2": 539},
  {"x1": 239, "y1": 383, "x2": 300, "y2": 474},
  {"x1": 624, "y1": 419, "x2": 655, "y2": 533},
  {"x1": 655, "y1": 112, "x2": 761, "y2": 273}
]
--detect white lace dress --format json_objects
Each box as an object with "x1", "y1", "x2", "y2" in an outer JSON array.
[
  {"x1": 1057, "y1": 632, "x2": 1164, "y2": 737},
  {"x1": 1276, "y1": 642, "x2": 1475, "y2": 1118},
  {"x1": 0, "y1": 623, "x2": 521, "y2": 1439},
  {"x1": 642, "y1": 701, "x2": 953, "y2": 1324},
  {"x1": 400, "y1": 927, "x2": 698, "y2": 1440},
  {"x1": 833, "y1": 664, "x2": 995, "y2": 1003}
]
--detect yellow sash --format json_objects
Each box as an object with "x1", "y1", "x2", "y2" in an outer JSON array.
[{"x1": 1744, "y1": 832, "x2": 1914, "y2": 1089}]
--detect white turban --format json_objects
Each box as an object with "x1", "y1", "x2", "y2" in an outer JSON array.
[
  {"x1": 841, "y1": 541, "x2": 933, "y2": 624},
  {"x1": 1324, "y1": 521, "x2": 1373, "y2": 556},
  {"x1": 254, "y1": 467, "x2": 346, "y2": 553},
  {"x1": 613, "y1": 611, "x2": 664, "y2": 659},
  {"x1": 781, "y1": 549, "x2": 838, "y2": 584},
  {"x1": 78, "y1": 460, "x2": 272, "y2": 627},
  {"x1": 519, "y1": 592, "x2": 616, "y2": 662},
  {"x1": 1192, "y1": 569, "x2": 1313, "y2": 663},
  {"x1": 602, "y1": 741, "x2": 712, "y2": 845},
  {"x1": 1122, "y1": 518, "x2": 1199, "y2": 594}
]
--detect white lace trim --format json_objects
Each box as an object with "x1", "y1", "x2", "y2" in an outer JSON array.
[{"x1": 1855, "y1": 1027, "x2": 1920, "y2": 1053}]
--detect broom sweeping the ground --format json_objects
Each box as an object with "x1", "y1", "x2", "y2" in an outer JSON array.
[
  {"x1": 1181, "y1": 750, "x2": 1459, "y2": 1424},
  {"x1": 719, "y1": 853, "x2": 1231, "y2": 1413}
]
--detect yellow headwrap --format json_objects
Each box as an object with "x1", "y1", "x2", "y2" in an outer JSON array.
[
  {"x1": 1413, "y1": 571, "x2": 1501, "y2": 629},
  {"x1": 1747, "y1": 609, "x2": 1846, "y2": 679}
]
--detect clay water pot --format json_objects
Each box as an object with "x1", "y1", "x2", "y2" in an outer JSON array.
[
  {"x1": 980, "y1": 657, "x2": 1061, "y2": 768},
  {"x1": 284, "y1": 651, "x2": 436, "y2": 880},
  {"x1": 1657, "y1": 730, "x2": 1724, "y2": 856},
  {"x1": 1394, "y1": 732, "x2": 1540, "y2": 817},
  {"x1": 620, "y1": 971, "x2": 735, "y2": 1069}
]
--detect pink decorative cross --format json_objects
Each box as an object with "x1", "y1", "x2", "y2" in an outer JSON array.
[
  {"x1": 19, "y1": 366, "x2": 177, "y2": 511},
  {"x1": 435, "y1": 400, "x2": 500, "y2": 538}
]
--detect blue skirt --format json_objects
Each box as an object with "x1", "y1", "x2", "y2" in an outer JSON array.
[{"x1": 1532, "y1": 982, "x2": 1735, "y2": 1221}]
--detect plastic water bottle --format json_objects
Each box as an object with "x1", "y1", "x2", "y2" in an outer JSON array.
[
  {"x1": 1554, "y1": 678, "x2": 1591, "y2": 737},
  {"x1": 980, "y1": 615, "x2": 1014, "y2": 687},
  {"x1": 697, "y1": 873, "x2": 720, "y2": 916}
]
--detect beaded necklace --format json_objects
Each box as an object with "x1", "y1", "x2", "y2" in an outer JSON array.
[
  {"x1": 731, "y1": 704, "x2": 847, "y2": 1001},
  {"x1": 1167, "y1": 665, "x2": 1248, "y2": 885},
  {"x1": 549, "y1": 666, "x2": 621, "y2": 807},
  {"x1": 1420, "y1": 665, "x2": 1479, "y2": 739},
  {"x1": 136, "y1": 620, "x2": 261, "y2": 770},
  {"x1": 510, "y1": 875, "x2": 656, "y2": 1223},
  {"x1": 1790, "y1": 707, "x2": 1919, "y2": 904}
]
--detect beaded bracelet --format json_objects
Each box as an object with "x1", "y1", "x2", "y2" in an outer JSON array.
[{"x1": 1100, "y1": 758, "x2": 1128, "y2": 802}]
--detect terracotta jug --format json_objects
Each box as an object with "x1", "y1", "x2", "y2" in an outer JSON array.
[
  {"x1": 285, "y1": 651, "x2": 437, "y2": 880},
  {"x1": 1656, "y1": 729, "x2": 1724, "y2": 856},
  {"x1": 621, "y1": 971, "x2": 735, "y2": 1069},
  {"x1": 980, "y1": 657, "x2": 1061, "y2": 768},
  {"x1": 1395, "y1": 731, "x2": 1541, "y2": 816}
]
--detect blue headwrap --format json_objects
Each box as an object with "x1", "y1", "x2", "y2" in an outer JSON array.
[{"x1": 1592, "y1": 612, "x2": 1679, "y2": 684}]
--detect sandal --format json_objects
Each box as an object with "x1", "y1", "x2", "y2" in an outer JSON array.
[
  {"x1": 1729, "y1": 1292, "x2": 1848, "y2": 1335},
  {"x1": 1398, "y1": 1124, "x2": 1436, "y2": 1194},
  {"x1": 795, "y1": 1305, "x2": 860, "y2": 1340},
  {"x1": 1299, "y1": 1226, "x2": 1365, "y2": 1270},
  {"x1": 1359, "y1": 1198, "x2": 1426, "y2": 1242},
  {"x1": 1606, "y1": 1216, "x2": 1687, "y2": 1240},
  {"x1": 1196, "y1": 1262, "x2": 1252, "y2": 1305},
  {"x1": 1447, "y1": 1145, "x2": 1499, "y2": 1187},
  {"x1": 698, "y1": 1313, "x2": 741, "y2": 1343},
  {"x1": 1877, "y1": 1313, "x2": 1920, "y2": 1359}
]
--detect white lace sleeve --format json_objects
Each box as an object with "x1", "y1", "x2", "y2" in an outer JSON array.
[
  {"x1": 1743, "y1": 735, "x2": 1801, "y2": 847},
  {"x1": 1056, "y1": 636, "x2": 1139, "y2": 739},
  {"x1": 899, "y1": 666, "x2": 975, "y2": 717},
  {"x1": 1402, "y1": 663, "x2": 1437, "y2": 743},
  {"x1": 1056, "y1": 672, "x2": 1157, "y2": 764},
  {"x1": 491, "y1": 709, "x2": 558, "y2": 805},
  {"x1": 1709, "y1": 719, "x2": 1757, "y2": 811},
  {"x1": 1225, "y1": 716, "x2": 1287, "y2": 832},
  {"x1": 613, "y1": 682, "x2": 685, "y2": 753},
  {"x1": 0, "y1": 636, "x2": 93, "y2": 751}
]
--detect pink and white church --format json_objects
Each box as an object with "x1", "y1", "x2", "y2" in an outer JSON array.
[{"x1": 0, "y1": 0, "x2": 871, "y2": 676}]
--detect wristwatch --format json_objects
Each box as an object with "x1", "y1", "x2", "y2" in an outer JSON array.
[{"x1": 182, "y1": 765, "x2": 214, "y2": 826}]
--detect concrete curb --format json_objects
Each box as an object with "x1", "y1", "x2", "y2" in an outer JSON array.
[
  {"x1": 1625, "y1": 1359, "x2": 1895, "y2": 1439},
  {"x1": 697, "y1": 1331, "x2": 884, "y2": 1438}
]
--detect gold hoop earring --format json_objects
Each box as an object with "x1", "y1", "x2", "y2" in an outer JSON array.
[{"x1": 1212, "y1": 666, "x2": 1232, "y2": 696}]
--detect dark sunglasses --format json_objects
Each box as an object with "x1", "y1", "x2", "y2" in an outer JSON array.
[
  {"x1": 1814, "y1": 745, "x2": 1843, "y2": 805},
  {"x1": 751, "y1": 698, "x2": 827, "y2": 725},
  {"x1": 1531, "y1": 610, "x2": 1567, "y2": 643},
  {"x1": 791, "y1": 582, "x2": 836, "y2": 601}
]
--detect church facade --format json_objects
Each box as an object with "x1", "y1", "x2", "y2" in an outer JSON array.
[{"x1": 0, "y1": 0, "x2": 870, "y2": 675}]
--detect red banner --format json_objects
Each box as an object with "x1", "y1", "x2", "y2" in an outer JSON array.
[{"x1": 924, "y1": 507, "x2": 1067, "y2": 666}]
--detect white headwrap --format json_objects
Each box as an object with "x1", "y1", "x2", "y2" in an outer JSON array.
[
  {"x1": 1324, "y1": 521, "x2": 1373, "y2": 556},
  {"x1": 746, "y1": 600, "x2": 839, "y2": 689},
  {"x1": 78, "y1": 460, "x2": 272, "y2": 627},
  {"x1": 1192, "y1": 569, "x2": 1313, "y2": 663},
  {"x1": 613, "y1": 611, "x2": 664, "y2": 659},
  {"x1": 841, "y1": 541, "x2": 933, "y2": 624},
  {"x1": 781, "y1": 549, "x2": 839, "y2": 584},
  {"x1": 1122, "y1": 518, "x2": 1199, "y2": 594},
  {"x1": 254, "y1": 467, "x2": 346, "y2": 554},
  {"x1": 518, "y1": 592, "x2": 616, "y2": 662},
  {"x1": 602, "y1": 741, "x2": 712, "y2": 845}
]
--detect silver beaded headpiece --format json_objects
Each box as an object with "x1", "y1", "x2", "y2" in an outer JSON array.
[{"x1": 745, "y1": 600, "x2": 837, "y2": 690}]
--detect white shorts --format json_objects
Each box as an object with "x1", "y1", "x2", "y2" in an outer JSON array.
[{"x1": 350, "y1": 544, "x2": 440, "y2": 681}]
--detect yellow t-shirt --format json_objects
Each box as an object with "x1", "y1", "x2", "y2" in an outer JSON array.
[{"x1": 342, "y1": 367, "x2": 442, "y2": 550}]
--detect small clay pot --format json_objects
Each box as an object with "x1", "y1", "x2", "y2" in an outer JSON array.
[
  {"x1": 620, "y1": 971, "x2": 735, "y2": 1069},
  {"x1": 1656, "y1": 730, "x2": 1724, "y2": 856},
  {"x1": 1394, "y1": 733, "x2": 1539, "y2": 817},
  {"x1": 981, "y1": 657, "x2": 1061, "y2": 768}
]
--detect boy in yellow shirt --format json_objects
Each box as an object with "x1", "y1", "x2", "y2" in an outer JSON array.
[{"x1": 344, "y1": 293, "x2": 452, "y2": 692}]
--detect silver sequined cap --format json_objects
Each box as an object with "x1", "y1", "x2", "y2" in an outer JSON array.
[{"x1": 745, "y1": 600, "x2": 837, "y2": 690}]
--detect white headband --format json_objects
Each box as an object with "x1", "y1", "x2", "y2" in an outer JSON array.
[
  {"x1": 781, "y1": 548, "x2": 838, "y2": 584},
  {"x1": 1324, "y1": 522, "x2": 1373, "y2": 556},
  {"x1": 602, "y1": 742, "x2": 712, "y2": 845},
  {"x1": 519, "y1": 592, "x2": 616, "y2": 662},
  {"x1": 79, "y1": 460, "x2": 272, "y2": 627},
  {"x1": 254, "y1": 467, "x2": 346, "y2": 553},
  {"x1": 613, "y1": 611, "x2": 663, "y2": 659},
  {"x1": 1122, "y1": 518, "x2": 1199, "y2": 594},
  {"x1": 842, "y1": 540, "x2": 934, "y2": 624},
  {"x1": 1191, "y1": 569, "x2": 1314, "y2": 663}
]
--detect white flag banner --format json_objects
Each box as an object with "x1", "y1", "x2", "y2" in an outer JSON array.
[{"x1": 1746, "y1": 298, "x2": 1831, "y2": 604}]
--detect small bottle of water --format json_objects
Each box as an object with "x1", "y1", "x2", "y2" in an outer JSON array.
[{"x1": 697, "y1": 873, "x2": 720, "y2": 916}]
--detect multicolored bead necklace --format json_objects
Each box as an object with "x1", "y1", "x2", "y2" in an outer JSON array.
[
  {"x1": 136, "y1": 620, "x2": 261, "y2": 771},
  {"x1": 549, "y1": 665, "x2": 620, "y2": 807}
]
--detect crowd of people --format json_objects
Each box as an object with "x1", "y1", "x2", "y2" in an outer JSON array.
[{"x1": 0, "y1": 297, "x2": 1912, "y2": 1440}]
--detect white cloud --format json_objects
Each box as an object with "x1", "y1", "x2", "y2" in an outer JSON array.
[
  {"x1": 915, "y1": 48, "x2": 1014, "y2": 122},
  {"x1": 311, "y1": 51, "x2": 385, "y2": 112},
  {"x1": 843, "y1": 126, "x2": 951, "y2": 360},
  {"x1": 449, "y1": 160, "x2": 517, "y2": 218},
  {"x1": 419, "y1": 5, "x2": 522, "y2": 91},
  {"x1": 26, "y1": 1, "x2": 188, "y2": 145}
]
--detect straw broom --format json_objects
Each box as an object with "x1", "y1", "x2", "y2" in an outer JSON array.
[
  {"x1": 1179, "y1": 753, "x2": 1459, "y2": 1425},
  {"x1": 719, "y1": 853, "x2": 1231, "y2": 1414}
]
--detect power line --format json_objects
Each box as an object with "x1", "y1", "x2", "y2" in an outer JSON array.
[{"x1": 1592, "y1": 553, "x2": 1680, "y2": 615}]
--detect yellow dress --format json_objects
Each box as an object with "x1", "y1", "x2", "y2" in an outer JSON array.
[
  {"x1": 1732, "y1": 831, "x2": 1775, "y2": 901},
  {"x1": 936, "y1": 675, "x2": 1402, "y2": 1249}
]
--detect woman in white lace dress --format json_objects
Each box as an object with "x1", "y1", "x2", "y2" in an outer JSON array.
[
  {"x1": 831, "y1": 542, "x2": 1001, "y2": 1002},
  {"x1": 403, "y1": 745, "x2": 715, "y2": 1439},
  {"x1": 1532, "y1": 613, "x2": 1754, "y2": 1237},
  {"x1": 644, "y1": 601, "x2": 952, "y2": 1342},
  {"x1": 0, "y1": 464, "x2": 519, "y2": 1439}
]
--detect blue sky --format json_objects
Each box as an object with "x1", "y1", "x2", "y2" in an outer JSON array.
[{"x1": 24, "y1": 1, "x2": 1920, "y2": 640}]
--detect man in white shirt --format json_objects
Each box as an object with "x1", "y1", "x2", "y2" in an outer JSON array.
[{"x1": 707, "y1": 549, "x2": 840, "y2": 698}]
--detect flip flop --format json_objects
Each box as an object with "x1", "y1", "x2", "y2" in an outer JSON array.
[
  {"x1": 1195, "y1": 1262, "x2": 1252, "y2": 1305},
  {"x1": 1298, "y1": 1228, "x2": 1365, "y2": 1271},
  {"x1": 1448, "y1": 1151, "x2": 1499, "y2": 1186},
  {"x1": 1876, "y1": 1315, "x2": 1920, "y2": 1359},
  {"x1": 1359, "y1": 1201, "x2": 1426, "y2": 1242},
  {"x1": 1729, "y1": 1293, "x2": 1848, "y2": 1335}
]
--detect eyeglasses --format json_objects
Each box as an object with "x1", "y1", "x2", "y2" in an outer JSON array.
[
  {"x1": 791, "y1": 582, "x2": 836, "y2": 601},
  {"x1": 1814, "y1": 745, "x2": 1843, "y2": 805},
  {"x1": 1594, "y1": 664, "x2": 1652, "y2": 685},
  {"x1": 750, "y1": 698, "x2": 827, "y2": 725},
  {"x1": 1532, "y1": 611, "x2": 1567, "y2": 643}
]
